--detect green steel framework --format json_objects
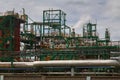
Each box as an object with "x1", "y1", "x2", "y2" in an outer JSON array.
[
  {"x1": 43, "y1": 9, "x2": 71, "y2": 37},
  {"x1": 19, "y1": 9, "x2": 120, "y2": 61},
  {"x1": 0, "y1": 9, "x2": 119, "y2": 62}
]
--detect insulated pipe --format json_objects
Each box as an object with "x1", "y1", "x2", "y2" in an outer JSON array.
[
  {"x1": 0, "y1": 60, "x2": 120, "y2": 68},
  {"x1": 33, "y1": 60, "x2": 120, "y2": 67},
  {"x1": 0, "y1": 62, "x2": 33, "y2": 68}
]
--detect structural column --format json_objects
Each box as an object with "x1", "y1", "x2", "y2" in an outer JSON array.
[{"x1": 71, "y1": 67, "x2": 74, "y2": 76}]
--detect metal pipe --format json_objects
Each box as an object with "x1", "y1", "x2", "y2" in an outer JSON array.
[
  {"x1": 0, "y1": 60, "x2": 120, "y2": 68},
  {"x1": 0, "y1": 62, "x2": 33, "y2": 68},
  {"x1": 33, "y1": 60, "x2": 120, "y2": 67}
]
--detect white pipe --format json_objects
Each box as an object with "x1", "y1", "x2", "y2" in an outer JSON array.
[
  {"x1": 33, "y1": 60, "x2": 120, "y2": 67},
  {"x1": 0, "y1": 60, "x2": 120, "y2": 68}
]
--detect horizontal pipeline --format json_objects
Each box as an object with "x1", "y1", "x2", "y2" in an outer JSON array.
[{"x1": 0, "y1": 60, "x2": 120, "y2": 68}]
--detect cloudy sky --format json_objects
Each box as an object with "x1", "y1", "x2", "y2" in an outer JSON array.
[{"x1": 0, "y1": 0, "x2": 120, "y2": 40}]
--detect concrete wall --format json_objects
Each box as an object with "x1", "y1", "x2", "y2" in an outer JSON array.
[
  {"x1": 1, "y1": 75, "x2": 120, "y2": 80},
  {"x1": 46, "y1": 76, "x2": 85, "y2": 80},
  {"x1": 92, "y1": 76, "x2": 120, "y2": 80},
  {"x1": 4, "y1": 75, "x2": 43, "y2": 80}
]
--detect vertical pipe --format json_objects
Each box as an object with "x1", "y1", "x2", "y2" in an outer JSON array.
[
  {"x1": 64, "y1": 14, "x2": 66, "y2": 37},
  {"x1": 86, "y1": 76, "x2": 91, "y2": 80},
  {"x1": 59, "y1": 10, "x2": 61, "y2": 36},
  {"x1": 43, "y1": 11, "x2": 45, "y2": 37},
  {"x1": 71, "y1": 67, "x2": 74, "y2": 76},
  {"x1": 40, "y1": 25, "x2": 42, "y2": 41},
  {"x1": 69, "y1": 28, "x2": 71, "y2": 37},
  {"x1": 98, "y1": 55, "x2": 100, "y2": 59},
  {"x1": 0, "y1": 75, "x2": 4, "y2": 80},
  {"x1": 64, "y1": 26, "x2": 65, "y2": 37}
]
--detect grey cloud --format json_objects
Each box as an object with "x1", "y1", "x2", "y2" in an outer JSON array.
[{"x1": 0, "y1": 0, "x2": 120, "y2": 40}]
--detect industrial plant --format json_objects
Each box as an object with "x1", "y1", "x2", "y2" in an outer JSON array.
[{"x1": 0, "y1": 9, "x2": 120, "y2": 80}]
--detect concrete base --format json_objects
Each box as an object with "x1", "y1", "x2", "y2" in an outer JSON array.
[{"x1": 0, "y1": 73, "x2": 119, "y2": 80}]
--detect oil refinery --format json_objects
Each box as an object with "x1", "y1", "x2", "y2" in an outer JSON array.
[{"x1": 0, "y1": 9, "x2": 120, "y2": 80}]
